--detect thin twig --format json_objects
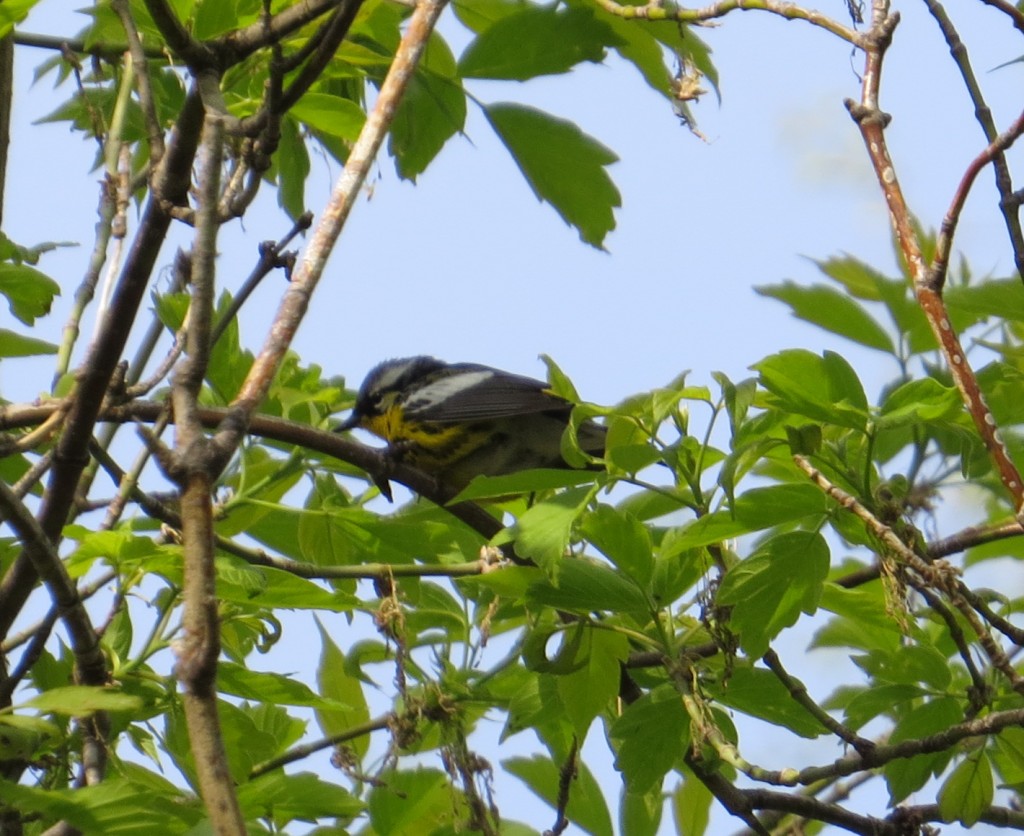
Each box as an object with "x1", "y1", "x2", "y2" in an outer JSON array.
[
  {"x1": 112, "y1": 0, "x2": 166, "y2": 164},
  {"x1": 249, "y1": 714, "x2": 393, "y2": 777},
  {"x1": 591, "y1": 0, "x2": 863, "y2": 44},
  {"x1": 931, "y1": 108, "x2": 1024, "y2": 289},
  {"x1": 922, "y1": 0, "x2": 1024, "y2": 282}
]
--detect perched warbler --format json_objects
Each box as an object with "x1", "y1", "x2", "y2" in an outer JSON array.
[{"x1": 336, "y1": 356, "x2": 606, "y2": 492}]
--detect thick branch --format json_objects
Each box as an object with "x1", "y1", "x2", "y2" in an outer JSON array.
[{"x1": 0, "y1": 89, "x2": 204, "y2": 641}]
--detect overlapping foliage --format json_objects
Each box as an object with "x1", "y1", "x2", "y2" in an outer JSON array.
[{"x1": 1, "y1": 1, "x2": 1024, "y2": 835}]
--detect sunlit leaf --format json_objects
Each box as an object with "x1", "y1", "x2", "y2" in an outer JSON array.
[{"x1": 484, "y1": 103, "x2": 620, "y2": 248}]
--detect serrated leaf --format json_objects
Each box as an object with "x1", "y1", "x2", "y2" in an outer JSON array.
[
  {"x1": 459, "y1": 6, "x2": 618, "y2": 80},
  {"x1": 708, "y1": 666, "x2": 826, "y2": 738},
  {"x1": 290, "y1": 92, "x2": 366, "y2": 140},
  {"x1": 884, "y1": 697, "x2": 961, "y2": 803},
  {"x1": 390, "y1": 32, "x2": 466, "y2": 180},
  {"x1": 610, "y1": 685, "x2": 689, "y2": 794},
  {"x1": 756, "y1": 281, "x2": 894, "y2": 353},
  {"x1": 0, "y1": 328, "x2": 58, "y2": 357},
  {"x1": 484, "y1": 103, "x2": 620, "y2": 248},
  {"x1": 504, "y1": 755, "x2": 613, "y2": 836},
  {"x1": 580, "y1": 503, "x2": 654, "y2": 589},
  {"x1": 511, "y1": 485, "x2": 594, "y2": 570},
  {"x1": 716, "y1": 531, "x2": 830, "y2": 657},
  {"x1": 24, "y1": 686, "x2": 142, "y2": 716},
  {"x1": 556, "y1": 628, "x2": 629, "y2": 735},
  {"x1": 0, "y1": 263, "x2": 61, "y2": 324},
  {"x1": 754, "y1": 349, "x2": 868, "y2": 430},
  {"x1": 938, "y1": 752, "x2": 993, "y2": 827}
]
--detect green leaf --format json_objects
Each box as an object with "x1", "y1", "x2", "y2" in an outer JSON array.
[
  {"x1": 459, "y1": 6, "x2": 618, "y2": 80},
  {"x1": 672, "y1": 772, "x2": 712, "y2": 836},
  {"x1": 0, "y1": 0, "x2": 39, "y2": 38},
  {"x1": 0, "y1": 263, "x2": 61, "y2": 324},
  {"x1": 453, "y1": 467, "x2": 600, "y2": 501},
  {"x1": 0, "y1": 328, "x2": 58, "y2": 357},
  {"x1": 876, "y1": 377, "x2": 963, "y2": 430},
  {"x1": 946, "y1": 277, "x2": 1024, "y2": 323},
  {"x1": 277, "y1": 115, "x2": 310, "y2": 220},
  {"x1": 484, "y1": 102, "x2": 620, "y2": 248},
  {"x1": 716, "y1": 531, "x2": 830, "y2": 657},
  {"x1": 884, "y1": 697, "x2": 962, "y2": 803},
  {"x1": 610, "y1": 685, "x2": 689, "y2": 793},
  {"x1": 620, "y1": 785, "x2": 664, "y2": 836},
  {"x1": 23, "y1": 686, "x2": 142, "y2": 716},
  {"x1": 938, "y1": 752, "x2": 993, "y2": 827},
  {"x1": 813, "y1": 584, "x2": 904, "y2": 653},
  {"x1": 852, "y1": 644, "x2": 953, "y2": 690},
  {"x1": 526, "y1": 557, "x2": 652, "y2": 624},
  {"x1": 672, "y1": 484, "x2": 829, "y2": 551},
  {"x1": 290, "y1": 92, "x2": 366, "y2": 141},
  {"x1": 556, "y1": 628, "x2": 629, "y2": 735},
  {"x1": 367, "y1": 767, "x2": 460, "y2": 834},
  {"x1": 0, "y1": 775, "x2": 200, "y2": 834},
  {"x1": 756, "y1": 281, "x2": 895, "y2": 353},
  {"x1": 837, "y1": 683, "x2": 922, "y2": 731},
  {"x1": 708, "y1": 666, "x2": 826, "y2": 738},
  {"x1": 581, "y1": 503, "x2": 654, "y2": 589},
  {"x1": 217, "y1": 662, "x2": 349, "y2": 710},
  {"x1": 511, "y1": 485, "x2": 594, "y2": 570},
  {"x1": 237, "y1": 770, "x2": 363, "y2": 824},
  {"x1": 754, "y1": 349, "x2": 869, "y2": 430},
  {"x1": 452, "y1": 0, "x2": 528, "y2": 32},
  {"x1": 390, "y1": 32, "x2": 466, "y2": 180},
  {"x1": 504, "y1": 755, "x2": 613, "y2": 836},
  {"x1": 215, "y1": 562, "x2": 358, "y2": 612}
]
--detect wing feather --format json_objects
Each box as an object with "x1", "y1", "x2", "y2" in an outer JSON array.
[{"x1": 405, "y1": 363, "x2": 572, "y2": 422}]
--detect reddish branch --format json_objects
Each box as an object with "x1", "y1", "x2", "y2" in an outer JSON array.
[
  {"x1": 846, "y1": 1, "x2": 1024, "y2": 514},
  {"x1": 923, "y1": 0, "x2": 1024, "y2": 281}
]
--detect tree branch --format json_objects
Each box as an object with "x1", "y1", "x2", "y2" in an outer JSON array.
[
  {"x1": 0, "y1": 89, "x2": 204, "y2": 642},
  {"x1": 591, "y1": 0, "x2": 864, "y2": 45},
  {"x1": 845, "y1": 1, "x2": 1024, "y2": 513},
  {"x1": 168, "y1": 111, "x2": 246, "y2": 835}
]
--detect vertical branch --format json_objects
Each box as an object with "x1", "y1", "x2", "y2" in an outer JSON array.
[
  {"x1": 845, "y1": 2, "x2": 1024, "y2": 513},
  {"x1": 0, "y1": 34, "x2": 12, "y2": 225},
  {"x1": 229, "y1": 0, "x2": 450, "y2": 422},
  {"x1": 170, "y1": 109, "x2": 246, "y2": 835},
  {"x1": 0, "y1": 89, "x2": 204, "y2": 643}
]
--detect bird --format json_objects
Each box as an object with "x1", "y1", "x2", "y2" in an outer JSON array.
[{"x1": 336, "y1": 356, "x2": 606, "y2": 493}]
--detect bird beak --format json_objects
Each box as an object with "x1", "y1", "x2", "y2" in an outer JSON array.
[{"x1": 334, "y1": 412, "x2": 360, "y2": 433}]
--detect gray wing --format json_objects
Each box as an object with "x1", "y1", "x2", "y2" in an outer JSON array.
[{"x1": 405, "y1": 364, "x2": 573, "y2": 422}]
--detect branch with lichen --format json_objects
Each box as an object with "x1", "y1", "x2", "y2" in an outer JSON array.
[
  {"x1": 846, "y1": 0, "x2": 1024, "y2": 514},
  {"x1": 590, "y1": 0, "x2": 863, "y2": 45}
]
